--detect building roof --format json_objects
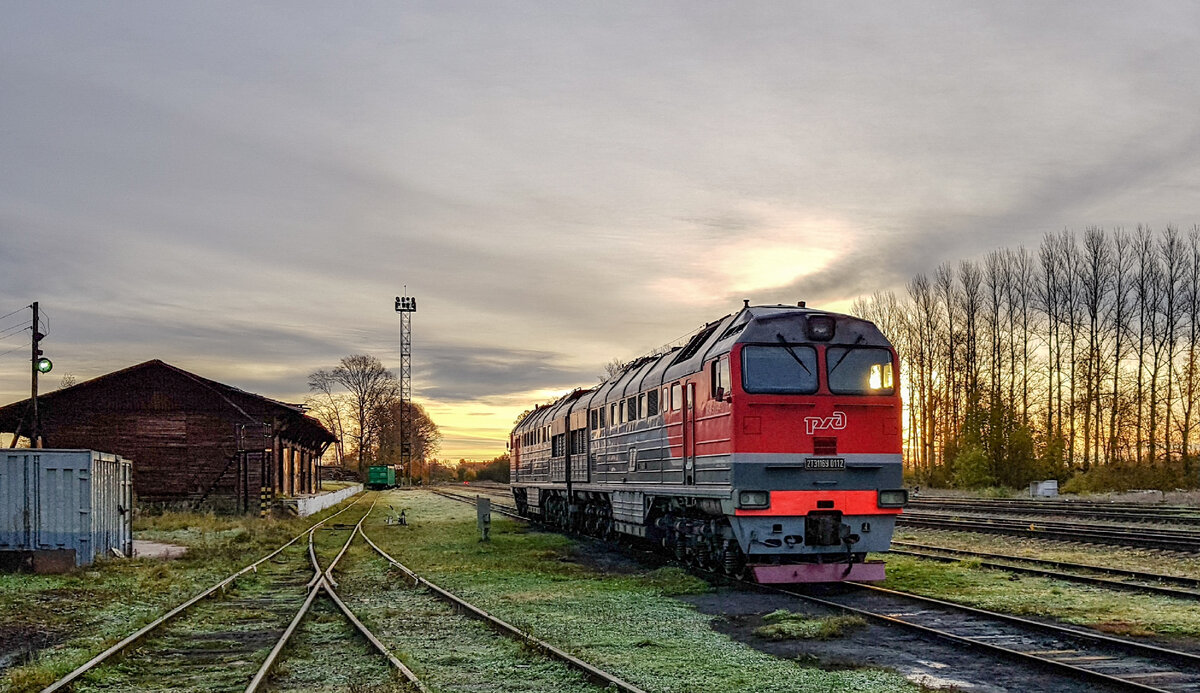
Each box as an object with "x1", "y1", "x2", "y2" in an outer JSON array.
[{"x1": 0, "y1": 359, "x2": 336, "y2": 447}]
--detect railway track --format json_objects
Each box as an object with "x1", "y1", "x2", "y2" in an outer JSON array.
[
  {"x1": 889, "y1": 541, "x2": 1200, "y2": 601},
  {"x1": 434, "y1": 488, "x2": 1200, "y2": 693},
  {"x1": 40, "y1": 496, "x2": 408, "y2": 693},
  {"x1": 354, "y1": 495, "x2": 646, "y2": 693},
  {"x1": 910, "y1": 497, "x2": 1200, "y2": 525},
  {"x1": 776, "y1": 583, "x2": 1200, "y2": 693},
  {"x1": 898, "y1": 511, "x2": 1200, "y2": 552},
  {"x1": 44, "y1": 489, "x2": 646, "y2": 693}
]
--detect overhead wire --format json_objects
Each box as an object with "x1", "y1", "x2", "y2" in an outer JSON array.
[
  {"x1": 0, "y1": 322, "x2": 30, "y2": 339},
  {"x1": 0, "y1": 305, "x2": 30, "y2": 323},
  {"x1": 0, "y1": 341, "x2": 30, "y2": 359}
]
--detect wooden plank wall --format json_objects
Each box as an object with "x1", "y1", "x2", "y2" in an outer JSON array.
[{"x1": 35, "y1": 367, "x2": 326, "y2": 507}]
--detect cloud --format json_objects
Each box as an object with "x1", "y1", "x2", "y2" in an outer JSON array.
[
  {"x1": 6, "y1": 2, "x2": 1200, "y2": 457},
  {"x1": 416, "y1": 343, "x2": 596, "y2": 403}
]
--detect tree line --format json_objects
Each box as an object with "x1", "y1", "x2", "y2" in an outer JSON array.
[
  {"x1": 306, "y1": 354, "x2": 441, "y2": 477},
  {"x1": 852, "y1": 225, "x2": 1200, "y2": 491}
]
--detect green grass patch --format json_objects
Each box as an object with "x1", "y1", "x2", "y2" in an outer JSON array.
[
  {"x1": 754, "y1": 610, "x2": 867, "y2": 640},
  {"x1": 0, "y1": 494, "x2": 370, "y2": 693},
  {"x1": 358, "y1": 490, "x2": 916, "y2": 693}
]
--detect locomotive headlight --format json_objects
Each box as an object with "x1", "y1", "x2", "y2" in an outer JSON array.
[
  {"x1": 738, "y1": 490, "x2": 770, "y2": 509},
  {"x1": 878, "y1": 489, "x2": 908, "y2": 508}
]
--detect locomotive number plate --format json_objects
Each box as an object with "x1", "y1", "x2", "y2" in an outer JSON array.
[{"x1": 804, "y1": 457, "x2": 845, "y2": 470}]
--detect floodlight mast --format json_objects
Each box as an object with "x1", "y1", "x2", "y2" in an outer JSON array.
[{"x1": 395, "y1": 293, "x2": 416, "y2": 484}]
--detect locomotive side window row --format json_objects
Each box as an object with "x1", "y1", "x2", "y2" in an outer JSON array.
[
  {"x1": 519, "y1": 425, "x2": 556, "y2": 445},
  {"x1": 588, "y1": 384, "x2": 675, "y2": 430}
]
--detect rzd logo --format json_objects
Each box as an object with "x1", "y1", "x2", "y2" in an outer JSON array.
[{"x1": 805, "y1": 411, "x2": 846, "y2": 435}]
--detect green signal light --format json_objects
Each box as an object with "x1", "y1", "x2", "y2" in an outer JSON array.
[{"x1": 36, "y1": 358, "x2": 52, "y2": 374}]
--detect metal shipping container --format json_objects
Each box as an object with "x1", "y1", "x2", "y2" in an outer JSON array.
[{"x1": 0, "y1": 449, "x2": 133, "y2": 568}]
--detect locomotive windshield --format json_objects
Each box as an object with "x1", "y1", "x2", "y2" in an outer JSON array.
[
  {"x1": 827, "y1": 347, "x2": 895, "y2": 395},
  {"x1": 741, "y1": 344, "x2": 818, "y2": 394}
]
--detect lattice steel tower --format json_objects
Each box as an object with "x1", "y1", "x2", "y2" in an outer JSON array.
[{"x1": 395, "y1": 293, "x2": 416, "y2": 484}]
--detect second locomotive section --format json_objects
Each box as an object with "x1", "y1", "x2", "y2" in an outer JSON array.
[{"x1": 510, "y1": 303, "x2": 907, "y2": 583}]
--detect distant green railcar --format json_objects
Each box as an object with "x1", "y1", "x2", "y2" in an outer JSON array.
[{"x1": 367, "y1": 465, "x2": 396, "y2": 489}]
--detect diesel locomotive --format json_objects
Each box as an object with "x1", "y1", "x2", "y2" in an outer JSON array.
[{"x1": 509, "y1": 303, "x2": 907, "y2": 583}]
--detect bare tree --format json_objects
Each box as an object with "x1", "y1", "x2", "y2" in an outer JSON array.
[
  {"x1": 1011, "y1": 247, "x2": 1036, "y2": 426},
  {"x1": 959, "y1": 260, "x2": 983, "y2": 407},
  {"x1": 1037, "y1": 234, "x2": 1062, "y2": 442},
  {"x1": 1179, "y1": 226, "x2": 1200, "y2": 475},
  {"x1": 310, "y1": 354, "x2": 398, "y2": 475},
  {"x1": 934, "y1": 263, "x2": 959, "y2": 441},
  {"x1": 1080, "y1": 227, "x2": 1111, "y2": 470},
  {"x1": 375, "y1": 400, "x2": 443, "y2": 480},
  {"x1": 907, "y1": 274, "x2": 942, "y2": 475},
  {"x1": 984, "y1": 250, "x2": 1006, "y2": 407},
  {"x1": 304, "y1": 373, "x2": 348, "y2": 466},
  {"x1": 1058, "y1": 231, "x2": 1083, "y2": 470},
  {"x1": 1159, "y1": 226, "x2": 1189, "y2": 464},
  {"x1": 1107, "y1": 228, "x2": 1135, "y2": 463},
  {"x1": 600, "y1": 357, "x2": 630, "y2": 382}
]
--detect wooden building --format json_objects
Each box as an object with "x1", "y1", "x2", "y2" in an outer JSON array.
[{"x1": 0, "y1": 360, "x2": 336, "y2": 511}]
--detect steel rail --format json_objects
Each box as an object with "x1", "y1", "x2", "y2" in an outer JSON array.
[
  {"x1": 40, "y1": 495, "x2": 366, "y2": 693},
  {"x1": 357, "y1": 517, "x2": 647, "y2": 693},
  {"x1": 892, "y1": 541, "x2": 1200, "y2": 589},
  {"x1": 911, "y1": 497, "x2": 1200, "y2": 516},
  {"x1": 902, "y1": 510, "x2": 1200, "y2": 540},
  {"x1": 898, "y1": 514, "x2": 1200, "y2": 552},
  {"x1": 907, "y1": 501, "x2": 1200, "y2": 526}
]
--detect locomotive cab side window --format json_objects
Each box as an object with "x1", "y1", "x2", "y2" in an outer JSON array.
[
  {"x1": 711, "y1": 355, "x2": 731, "y2": 400},
  {"x1": 827, "y1": 347, "x2": 895, "y2": 395},
  {"x1": 671, "y1": 382, "x2": 682, "y2": 411},
  {"x1": 741, "y1": 344, "x2": 818, "y2": 394}
]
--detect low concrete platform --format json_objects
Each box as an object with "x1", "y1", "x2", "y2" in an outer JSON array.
[
  {"x1": 282, "y1": 483, "x2": 364, "y2": 517},
  {"x1": 132, "y1": 540, "x2": 188, "y2": 560}
]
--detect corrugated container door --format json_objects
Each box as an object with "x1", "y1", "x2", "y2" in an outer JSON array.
[
  {"x1": 0, "y1": 452, "x2": 34, "y2": 552},
  {"x1": 92, "y1": 453, "x2": 114, "y2": 560},
  {"x1": 121, "y1": 456, "x2": 133, "y2": 557},
  {"x1": 36, "y1": 451, "x2": 93, "y2": 566}
]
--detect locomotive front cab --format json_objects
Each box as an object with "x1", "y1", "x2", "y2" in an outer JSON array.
[{"x1": 725, "y1": 309, "x2": 907, "y2": 582}]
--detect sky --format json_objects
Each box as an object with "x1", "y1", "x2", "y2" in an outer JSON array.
[{"x1": 3, "y1": 2, "x2": 1200, "y2": 459}]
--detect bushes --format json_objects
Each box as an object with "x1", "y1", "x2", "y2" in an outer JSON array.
[
  {"x1": 952, "y1": 444, "x2": 995, "y2": 488},
  {"x1": 1061, "y1": 460, "x2": 1199, "y2": 493}
]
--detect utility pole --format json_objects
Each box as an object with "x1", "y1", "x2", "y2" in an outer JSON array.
[
  {"x1": 395, "y1": 292, "x2": 416, "y2": 484},
  {"x1": 30, "y1": 302, "x2": 43, "y2": 448}
]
